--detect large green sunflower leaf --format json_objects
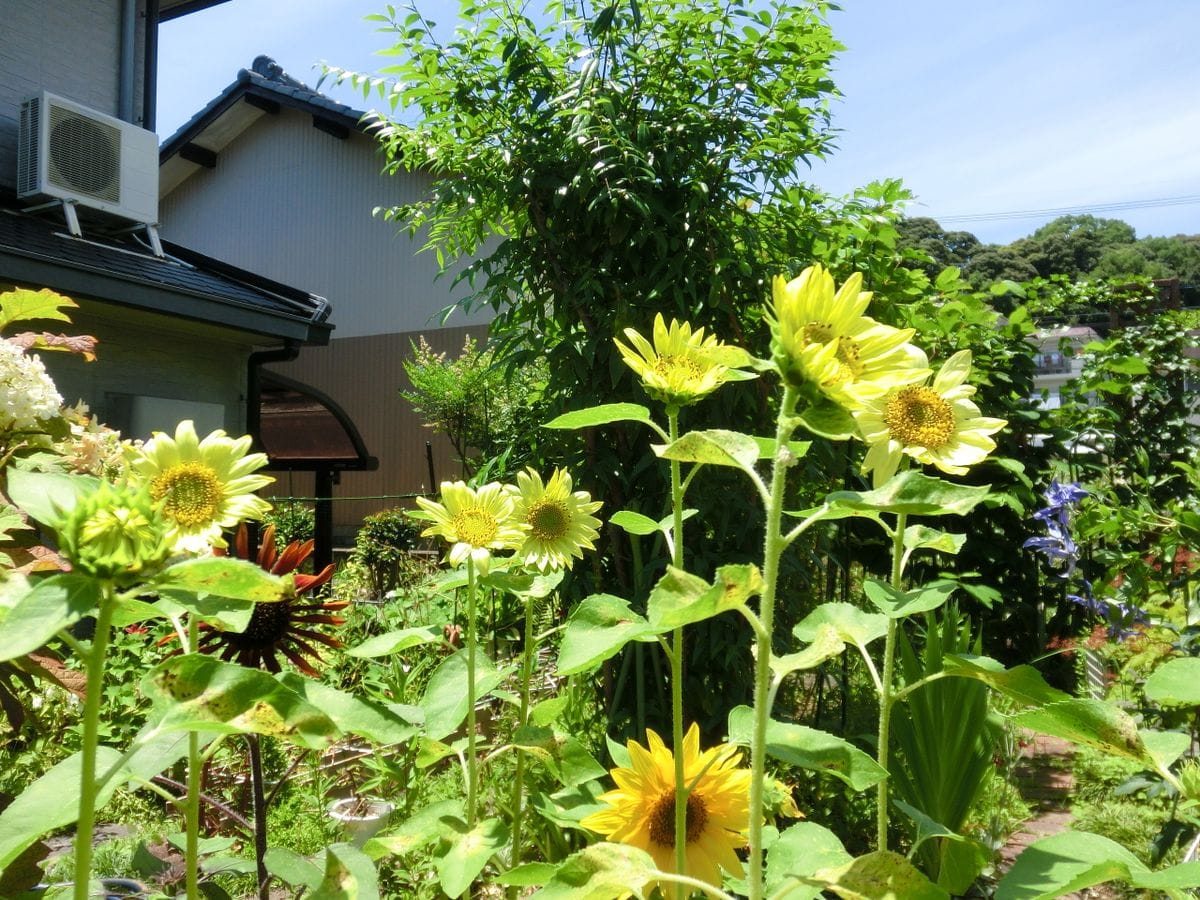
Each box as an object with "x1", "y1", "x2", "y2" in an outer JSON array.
[
  {"x1": 419, "y1": 648, "x2": 506, "y2": 740},
  {"x1": 1010, "y1": 698, "x2": 1147, "y2": 763},
  {"x1": 150, "y1": 589, "x2": 256, "y2": 633},
  {"x1": 531, "y1": 842, "x2": 658, "y2": 899},
  {"x1": 1143, "y1": 656, "x2": 1200, "y2": 707},
  {"x1": 765, "y1": 821, "x2": 853, "y2": 900},
  {"x1": 277, "y1": 673, "x2": 422, "y2": 744},
  {"x1": 942, "y1": 655, "x2": 1071, "y2": 707},
  {"x1": 308, "y1": 843, "x2": 379, "y2": 900},
  {"x1": 4, "y1": 469, "x2": 100, "y2": 526},
  {"x1": 995, "y1": 831, "x2": 1146, "y2": 899},
  {"x1": 771, "y1": 624, "x2": 846, "y2": 681},
  {"x1": 363, "y1": 799, "x2": 463, "y2": 860},
  {"x1": 345, "y1": 625, "x2": 443, "y2": 658},
  {"x1": 794, "y1": 397, "x2": 857, "y2": 441},
  {"x1": 825, "y1": 471, "x2": 991, "y2": 517},
  {"x1": 556, "y1": 594, "x2": 658, "y2": 676},
  {"x1": 646, "y1": 564, "x2": 761, "y2": 629},
  {"x1": 153, "y1": 557, "x2": 287, "y2": 602},
  {"x1": 142, "y1": 654, "x2": 339, "y2": 749},
  {"x1": 863, "y1": 579, "x2": 956, "y2": 619},
  {"x1": 793, "y1": 603, "x2": 888, "y2": 653},
  {"x1": 436, "y1": 817, "x2": 510, "y2": 899},
  {"x1": 0, "y1": 574, "x2": 99, "y2": 663},
  {"x1": 0, "y1": 747, "x2": 122, "y2": 870},
  {"x1": 653, "y1": 429, "x2": 761, "y2": 474},
  {"x1": 727, "y1": 706, "x2": 887, "y2": 791},
  {"x1": 543, "y1": 403, "x2": 655, "y2": 431},
  {"x1": 264, "y1": 847, "x2": 324, "y2": 892},
  {"x1": 804, "y1": 850, "x2": 950, "y2": 899}
]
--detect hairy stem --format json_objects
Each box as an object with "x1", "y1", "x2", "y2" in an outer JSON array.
[
  {"x1": 466, "y1": 557, "x2": 479, "y2": 829},
  {"x1": 668, "y1": 410, "x2": 687, "y2": 898},
  {"x1": 748, "y1": 386, "x2": 799, "y2": 900},
  {"x1": 73, "y1": 588, "x2": 116, "y2": 900},
  {"x1": 507, "y1": 594, "x2": 540, "y2": 898},
  {"x1": 876, "y1": 511, "x2": 907, "y2": 851}
]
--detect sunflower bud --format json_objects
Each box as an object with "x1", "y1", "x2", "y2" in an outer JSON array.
[
  {"x1": 1180, "y1": 759, "x2": 1200, "y2": 803},
  {"x1": 55, "y1": 481, "x2": 173, "y2": 584}
]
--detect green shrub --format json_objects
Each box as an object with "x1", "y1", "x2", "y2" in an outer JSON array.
[
  {"x1": 351, "y1": 508, "x2": 426, "y2": 598},
  {"x1": 264, "y1": 501, "x2": 315, "y2": 549}
]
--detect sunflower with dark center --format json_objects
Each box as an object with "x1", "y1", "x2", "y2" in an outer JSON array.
[
  {"x1": 196, "y1": 524, "x2": 345, "y2": 676},
  {"x1": 580, "y1": 723, "x2": 752, "y2": 889}
]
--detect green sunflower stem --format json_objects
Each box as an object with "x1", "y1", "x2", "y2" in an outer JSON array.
[
  {"x1": 668, "y1": 410, "x2": 687, "y2": 899},
  {"x1": 507, "y1": 595, "x2": 540, "y2": 899},
  {"x1": 185, "y1": 616, "x2": 202, "y2": 900},
  {"x1": 73, "y1": 585, "x2": 117, "y2": 900},
  {"x1": 747, "y1": 386, "x2": 800, "y2": 900},
  {"x1": 875, "y1": 512, "x2": 907, "y2": 852},
  {"x1": 466, "y1": 556, "x2": 480, "y2": 830}
]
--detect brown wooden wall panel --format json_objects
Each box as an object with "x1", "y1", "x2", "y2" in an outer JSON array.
[{"x1": 263, "y1": 323, "x2": 488, "y2": 544}]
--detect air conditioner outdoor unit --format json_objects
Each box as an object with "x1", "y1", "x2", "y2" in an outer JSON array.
[{"x1": 17, "y1": 91, "x2": 158, "y2": 227}]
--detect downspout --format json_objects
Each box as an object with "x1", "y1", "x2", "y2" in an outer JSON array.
[
  {"x1": 118, "y1": 0, "x2": 137, "y2": 123},
  {"x1": 142, "y1": 0, "x2": 161, "y2": 131},
  {"x1": 247, "y1": 340, "x2": 301, "y2": 452}
]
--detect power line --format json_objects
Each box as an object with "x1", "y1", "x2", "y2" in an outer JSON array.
[{"x1": 933, "y1": 193, "x2": 1200, "y2": 225}]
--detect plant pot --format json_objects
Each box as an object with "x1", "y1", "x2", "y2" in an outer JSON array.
[
  {"x1": 29, "y1": 878, "x2": 149, "y2": 898},
  {"x1": 327, "y1": 796, "x2": 395, "y2": 846}
]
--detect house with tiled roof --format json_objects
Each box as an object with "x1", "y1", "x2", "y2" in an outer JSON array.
[
  {"x1": 0, "y1": 0, "x2": 363, "y2": 563},
  {"x1": 159, "y1": 55, "x2": 492, "y2": 542}
]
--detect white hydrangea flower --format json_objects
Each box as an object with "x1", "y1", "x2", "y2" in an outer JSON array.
[{"x1": 0, "y1": 339, "x2": 63, "y2": 431}]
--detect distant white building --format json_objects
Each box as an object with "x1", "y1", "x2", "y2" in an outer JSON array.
[{"x1": 1029, "y1": 324, "x2": 1100, "y2": 410}]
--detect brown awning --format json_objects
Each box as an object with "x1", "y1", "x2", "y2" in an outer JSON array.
[{"x1": 257, "y1": 370, "x2": 376, "y2": 471}]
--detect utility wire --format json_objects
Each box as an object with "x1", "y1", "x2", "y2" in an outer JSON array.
[{"x1": 934, "y1": 193, "x2": 1200, "y2": 225}]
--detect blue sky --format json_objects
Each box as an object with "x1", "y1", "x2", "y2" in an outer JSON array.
[{"x1": 158, "y1": 1, "x2": 1200, "y2": 245}]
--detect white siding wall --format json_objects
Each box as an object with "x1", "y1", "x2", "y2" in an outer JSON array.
[
  {"x1": 159, "y1": 108, "x2": 490, "y2": 337},
  {"x1": 0, "y1": 0, "x2": 145, "y2": 190},
  {"x1": 40, "y1": 299, "x2": 255, "y2": 435}
]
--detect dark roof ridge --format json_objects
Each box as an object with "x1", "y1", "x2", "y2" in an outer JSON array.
[{"x1": 160, "y1": 56, "x2": 375, "y2": 162}]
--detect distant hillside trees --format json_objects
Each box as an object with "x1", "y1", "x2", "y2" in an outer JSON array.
[{"x1": 898, "y1": 213, "x2": 1200, "y2": 286}]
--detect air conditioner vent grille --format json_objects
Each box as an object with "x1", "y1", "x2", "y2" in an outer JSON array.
[{"x1": 47, "y1": 105, "x2": 121, "y2": 202}]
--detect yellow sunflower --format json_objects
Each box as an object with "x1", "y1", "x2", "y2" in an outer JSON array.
[
  {"x1": 413, "y1": 481, "x2": 526, "y2": 576},
  {"x1": 507, "y1": 468, "x2": 602, "y2": 572},
  {"x1": 580, "y1": 723, "x2": 752, "y2": 890},
  {"x1": 126, "y1": 420, "x2": 272, "y2": 553},
  {"x1": 614, "y1": 313, "x2": 752, "y2": 409},
  {"x1": 767, "y1": 265, "x2": 928, "y2": 407},
  {"x1": 854, "y1": 350, "x2": 1008, "y2": 487}
]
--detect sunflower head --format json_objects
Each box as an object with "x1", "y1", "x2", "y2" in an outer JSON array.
[
  {"x1": 766, "y1": 265, "x2": 929, "y2": 407},
  {"x1": 580, "y1": 723, "x2": 752, "y2": 890},
  {"x1": 854, "y1": 350, "x2": 1008, "y2": 487},
  {"x1": 413, "y1": 481, "x2": 526, "y2": 576},
  {"x1": 126, "y1": 420, "x2": 273, "y2": 553},
  {"x1": 55, "y1": 481, "x2": 173, "y2": 585},
  {"x1": 198, "y1": 523, "x2": 344, "y2": 675},
  {"x1": 507, "y1": 468, "x2": 602, "y2": 572},
  {"x1": 614, "y1": 314, "x2": 752, "y2": 410}
]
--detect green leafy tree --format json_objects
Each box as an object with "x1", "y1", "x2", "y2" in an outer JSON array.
[
  {"x1": 401, "y1": 335, "x2": 548, "y2": 478},
  {"x1": 337, "y1": 0, "x2": 898, "y2": 736}
]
